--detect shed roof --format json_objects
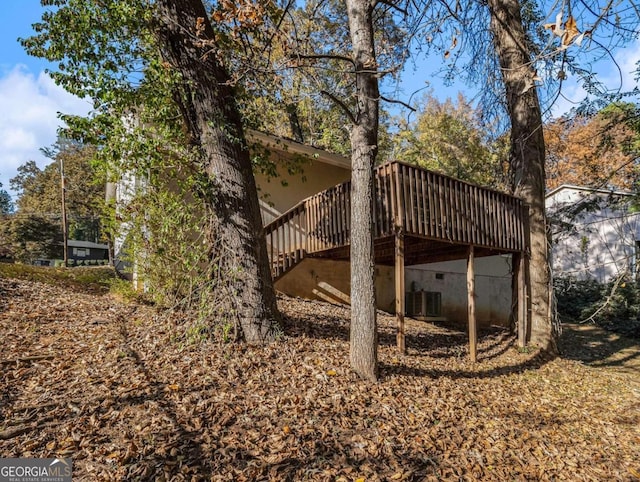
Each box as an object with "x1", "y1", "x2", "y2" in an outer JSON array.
[
  {"x1": 546, "y1": 184, "x2": 632, "y2": 200},
  {"x1": 68, "y1": 240, "x2": 109, "y2": 250}
]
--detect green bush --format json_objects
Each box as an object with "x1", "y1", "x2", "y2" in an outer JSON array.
[
  {"x1": 554, "y1": 276, "x2": 601, "y2": 321},
  {"x1": 0, "y1": 263, "x2": 116, "y2": 292},
  {"x1": 108, "y1": 278, "x2": 142, "y2": 302},
  {"x1": 554, "y1": 275, "x2": 640, "y2": 338}
]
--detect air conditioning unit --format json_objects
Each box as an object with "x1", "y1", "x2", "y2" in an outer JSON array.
[{"x1": 405, "y1": 290, "x2": 442, "y2": 317}]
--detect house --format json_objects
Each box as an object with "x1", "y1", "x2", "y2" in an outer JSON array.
[
  {"x1": 546, "y1": 184, "x2": 640, "y2": 283},
  {"x1": 250, "y1": 131, "x2": 353, "y2": 225},
  {"x1": 115, "y1": 131, "x2": 531, "y2": 358},
  {"x1": 256, "y1": 133, "x2": 523, "y2": 329},
  {"x1": 33, "y1": 239, "x2": 110, "y2": 266},
  {"x1": 257, "y1": 140, "x2": 529, "y2": 362},
  {"x1": 66, "y1": 240, "x2": 110, "y2": 265}
]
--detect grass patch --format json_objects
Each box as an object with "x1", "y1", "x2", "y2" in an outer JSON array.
[
  {"x1": 0, "y1": 262, "x2": 118, "y2": 293},
  {"x1": 108, "y1": 277, "x2": 146, "y2": 303}
]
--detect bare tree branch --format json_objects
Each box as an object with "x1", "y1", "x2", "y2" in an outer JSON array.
[
  {"x1": 291, "y1": 53, "x2": 356, "y2": 65},
  {"x1": 320, "y1": 89, "x2": 357, "y2": 125},
  {"x1": 380, "y1": 95, "x2": 416, "y2": 111},
  {"x1": 373, "y1": 0, "x2": 409, "y2": 16}
]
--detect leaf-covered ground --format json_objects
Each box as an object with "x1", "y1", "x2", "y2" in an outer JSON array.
[{"x1": 1, "y1": 274, "x2": 639, "y2": 481}]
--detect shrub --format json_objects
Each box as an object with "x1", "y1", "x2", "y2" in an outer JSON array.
[
  {"x1": 554, "y1": 275, "x2": 601, "y2": 321},
  {"x1": 554, "y1": 274, "x2": 640, "y2": 339}
]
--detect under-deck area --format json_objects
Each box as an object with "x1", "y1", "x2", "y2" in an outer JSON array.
[{"x1": 264, "y1": 161, "x2": 530, "y2": 361}]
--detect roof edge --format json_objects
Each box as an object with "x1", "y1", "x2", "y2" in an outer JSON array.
[
  {"x1": 546, "y1": 184, "x2": 633, "y2": 199},
  {"x1": 247, "y1": 130, "x2": 351, "y2": 170}
]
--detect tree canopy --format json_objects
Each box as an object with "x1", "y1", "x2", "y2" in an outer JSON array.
[
  {"x1": 10, "y1": 140, "x2": 104, "y2": 241},
  {"x1": 2, "y1": 139, "x2": 104, "y2": 263},
  {"x1": 546, "y1": 103, "x2": 640, "y2": 191},
  {"x1": 392, "y1": 93, "x2": 508, "y2": 188},
  {"x1": 0, "y1": 182, "x2": 12, "y2": 215}
]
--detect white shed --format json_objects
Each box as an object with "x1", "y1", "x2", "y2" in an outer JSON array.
[{"x1": 547, "y1": 184, "x2": 640, "y2": 282}]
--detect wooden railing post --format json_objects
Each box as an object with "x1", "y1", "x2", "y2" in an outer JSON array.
[{"x1": 521, "y1": 203, "x2": 531, "y2": 344}]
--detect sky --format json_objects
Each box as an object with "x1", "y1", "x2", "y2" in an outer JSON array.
[
  {"x1": 0, "y1": 2, "x2": 90, "y2": 203},
  {"x1": 0, "y1": 2, "x2": 638, "y2": 203}
]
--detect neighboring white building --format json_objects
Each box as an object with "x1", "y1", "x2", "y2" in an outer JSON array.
[{"x1": 547, "y1": 184, "x2": 640, "y2": 283}]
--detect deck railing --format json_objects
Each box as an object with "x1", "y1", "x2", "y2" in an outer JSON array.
[
  {"x1": 264, "y1": 161, "x2": 528, "y2": 278},
  {"x1": 377, "y1": 162, "x2": 528, "y2": 251}
]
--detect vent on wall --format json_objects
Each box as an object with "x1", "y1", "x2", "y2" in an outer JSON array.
[{"x1": 405, "y1": 291, "x2": 442, "y2": 317}]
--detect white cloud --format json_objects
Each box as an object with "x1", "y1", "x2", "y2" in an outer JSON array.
[
  {"x1": 616, "y1": 43, "x2": 640, "y2": 92},
  {"x1": 551, "y1": 40, "x2": 640, "y2": 117},
  {"x1": 0, "y1": 65, "x2": 90, "y2": 197}
]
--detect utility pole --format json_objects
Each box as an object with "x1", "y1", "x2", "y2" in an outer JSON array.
[{"x1": 60, "y1": 157, "x2": 68, "y2": 267}]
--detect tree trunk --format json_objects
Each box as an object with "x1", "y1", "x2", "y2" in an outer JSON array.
[
  {"x1": 346, "y1": 0, "x2": 380, "y2": 381},
  {"x1": 486, "y1": 0, "x2": 556, "y2": 352},
  {"x1": 155, "y1": 0, "x2": 280, "y2": 343}
]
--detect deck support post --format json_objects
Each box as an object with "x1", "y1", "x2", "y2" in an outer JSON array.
[
  {"x1": 513, "y1": 252, "x2": 528, "y2": 348},
  {"x1": 510, "y1": 252, "x2": 519, "y2": 334},
  {"x1": 395, "y1": 229, "x2": 406, "y2": 354},
  {"x1": 467, "y1": 245, "x2": 477, "y2": 362}
]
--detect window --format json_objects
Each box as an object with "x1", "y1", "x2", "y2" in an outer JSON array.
[{"x1": 72, "y1": 248, "x2": 90, "y2": 257}]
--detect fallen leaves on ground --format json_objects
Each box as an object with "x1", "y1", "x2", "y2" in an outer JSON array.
[{"x1": 1, "y1": 276, "x2": 639, "y2": 481}]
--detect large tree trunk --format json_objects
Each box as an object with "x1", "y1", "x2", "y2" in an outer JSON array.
[
  {"x1": 346, "y1": 0, "x2": 380, "y2": 381},
  {"x1": 155, "y1": 0, "x2": 280, "y2": 343},
  {"x1": 486, "y1": 0, "x2": 557, "y2": 352}
]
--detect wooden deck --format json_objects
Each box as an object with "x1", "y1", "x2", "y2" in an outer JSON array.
[
  {"x1": 264, "y1": 161, "x2": 530, "y2": 360},
  {"x1": 264, "y1": 161, "x2": 529, "y2": 277}
]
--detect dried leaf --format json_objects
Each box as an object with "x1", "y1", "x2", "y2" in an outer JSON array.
[
  {"x1": 544, "y1": 12, "x2": 564, "y2": 37},
  {"x1": 562, "y1": 16, "x2": 580, "y2": 46},
  {"x1": 1, "y1": 274, "x2": 638, "y2": 481}
]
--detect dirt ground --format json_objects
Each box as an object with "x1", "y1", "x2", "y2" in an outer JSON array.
[
  {"x1": 1, "y1": 274, "x2": 639, "y2": 481},
  {"x1": 558, "y1": 322, "x2": 640, "y2": 377}
]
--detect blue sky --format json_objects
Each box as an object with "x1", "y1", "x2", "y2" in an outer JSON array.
[
  {"x1": 0, "y1": 2, "x2": 638, "y2": 202},
  {"x1": 0, "y1": 2, "x2": 90, "y2": 201}
]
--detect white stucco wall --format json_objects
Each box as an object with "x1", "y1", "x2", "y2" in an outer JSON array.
[
  {"x1": 255, "y1": 159, "x2": 351, "y2": 225},
  {"x1": 406, "y1": 255, "x2": 513, "y2": 326}
]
